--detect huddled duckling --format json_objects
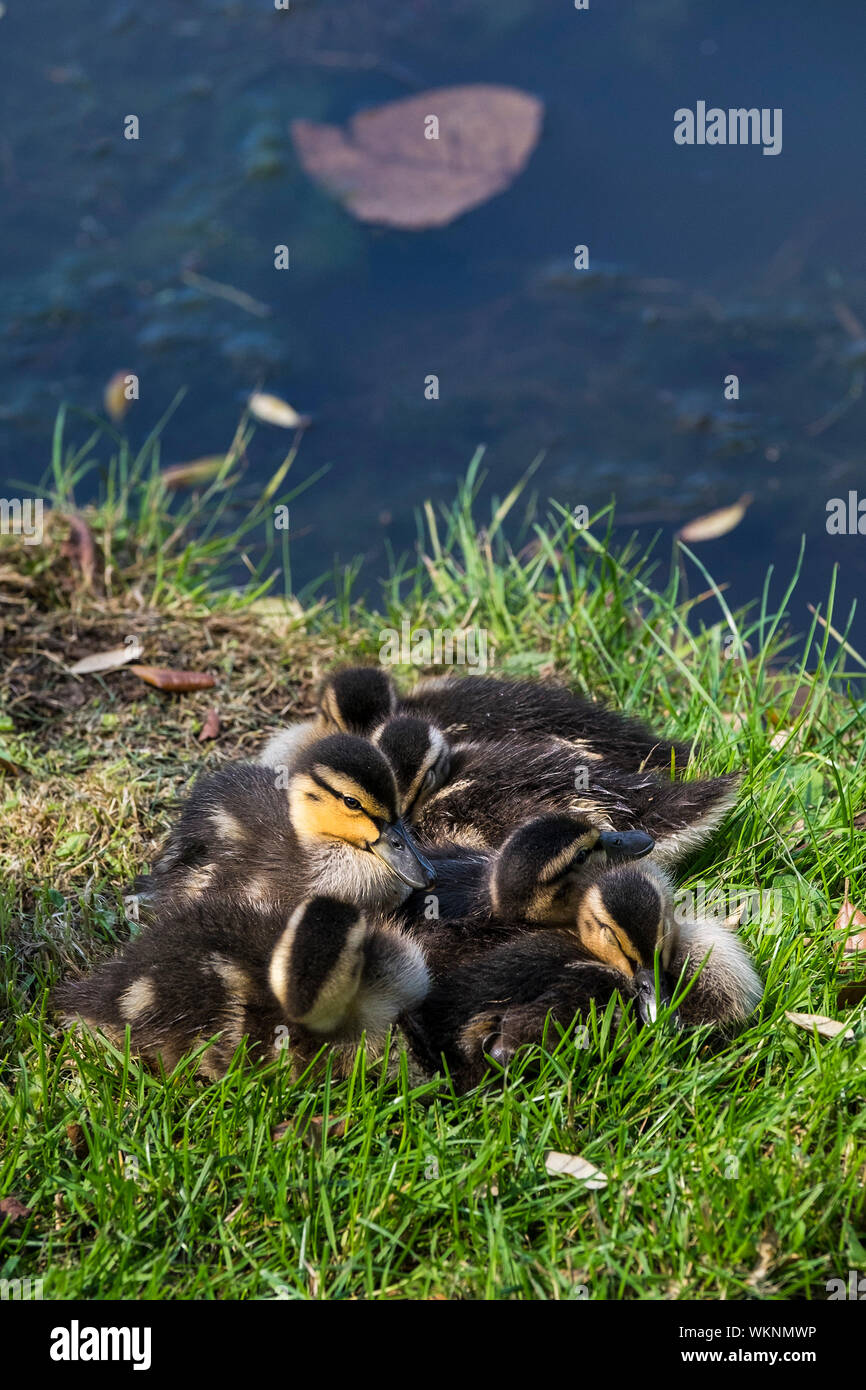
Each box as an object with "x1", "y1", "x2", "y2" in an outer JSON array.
[
  {"x1": 258, "y1": 666, "x2": 398, "y2": 772},
  {"x1": 374, "y1": 716, "x2": 740, "y2": 864},
  {"x1": 260, "y1": 669, "x2": 739, "y2": 865},
  {"x1": 404, "y1": 861, "x2": 763, "y2": 1089},
  {"x1": 56, "y1": 894, "x2": 429, "y2": 1080},
  {"x1": 261, "y1": 665, "x2": 690, "y2": 776},
  {"x1": 398, "y1": 811, "x2": 655, "y2": 936},
  {"x1": 135, "y1": 733, "x2": 434, "y2": 920}
]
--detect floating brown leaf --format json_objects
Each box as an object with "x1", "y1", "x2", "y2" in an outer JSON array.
[
  {"x1": 248, "y1": 392, "x2": 311, "y2": 430},
  {"x1": 129, "y1": 665, "x2": 216, "y2": 693},
  {"x1": 544, "y1": 1150, "x2": 607, "y2": 1189},
  {"x1": 198, "y1": 707, "x2": 220, "y2": 742},
  {"x1": 836, "y1": 879, "x2": 866, "y2": 954},
  {"x1": 0, "y1": 1195, "x2": 32, "y2": 1225},
  {"x1": 678, "y1": 493, "x2": 753, "y2": 543},
  {"x1": 69, "y1": 641, "x2": 143, "y2": 675},
  {"x1": 104, "y1": 370, "x2": 135, "y2": 423},
  {"x1": 291, "y1": 84, "x2": 544, "y2": 230},
  {"x1": 785, "y1": 1010, "x2": 854, "y2": 1041},
  {"x1": 161, "y1": 456, "x2": 227, "y2": 490}
]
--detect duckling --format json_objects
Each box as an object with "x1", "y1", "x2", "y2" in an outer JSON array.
[
  {"x1": 258, "y1": 666, "x2": 396, "y2": 772},
  {"x1": 134, "y1": 733, "x2": 435, "y2": 921},
  {"x1": 262, "y1": 669, "x2": 736, "y2": 864},
  {"x1": 402, "y1": 674, "x2": 692, "y2": 772},
  {"x1": 404, "y1": 861, "x2": 762, "y2": 1088},
  {"x1": 371, "y1": 715, "x2": 452, "y2": 822},
  {"x1": 399, "y1": 811, "x2": 655, "y2": 935},
  {"x1": 261, "y1": 666, "x2": 690, "y2": 778},
  {"x1": 56, "y1": 894, "x2": 428, "y2": 1080},
  {"x1": 380, "y1": 725, "x2": 740, "y2": 864}
]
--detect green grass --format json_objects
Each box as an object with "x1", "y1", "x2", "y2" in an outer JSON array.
[{"x1": 1, "y1": 412, "x2": 865, "y2": 1300}]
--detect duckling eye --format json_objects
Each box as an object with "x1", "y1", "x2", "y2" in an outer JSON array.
[
  {"x1": 343, "y1": 795, "x2": 362, "y2": 810},
  {"x1": 573, "y1": 850, "x2": 588, "y2": 866}
]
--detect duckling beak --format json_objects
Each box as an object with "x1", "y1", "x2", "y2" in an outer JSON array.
[
  {"x1": 370, "y1": 821, "x2": 436, "y2": 889},
  {"x1": 598, "y1": 829, "x2": 655, "y2": 861},
  {"x1": 634, "y1": 966, "x2": 674, "y2": 1025}
]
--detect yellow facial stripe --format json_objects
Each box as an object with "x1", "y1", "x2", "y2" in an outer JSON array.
[
  {"x1": 289, "y1": 772, "x2": 380, "y2": 846},
  {"x1": 538, "y1": 831, "x2": 599, "y2": 883},
  {"x1": 577, "y1": 887, "x2": 639, "y2": 976},
  {"x1": 310, "y1": 766, "x2": 391, "y2": 822}
]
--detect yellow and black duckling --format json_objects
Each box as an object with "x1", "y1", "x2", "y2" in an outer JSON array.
[
  {"x1": 397, "y1": 811, "x2": 655, "y2": 938},
  {"x1": 134, "y1": 733, "x2": 435, "y2": 920},
  {"x1": 258, "y1": 666, "x2": 397, "y2": 772},
  {"x1": 57, "y1": 894, "x2": 429, "y2": 1080},
  {"x1": 261, "y1": 665, "x2": 690, "y2": 777},
  {"x1": 403, "y1": 861, "x2": 762, "y2": 1089}
]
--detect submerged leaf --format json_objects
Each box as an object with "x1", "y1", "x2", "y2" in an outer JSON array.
[
  {"x1": 678, "y1": 493, "x2": 753, "y2": 543},
  {"x1": 104, "y1": 370, "x2": 135, "y2": 423},
  {"x1": 248, "y1": 392, "x2": 310, "y2": 430},
  {"x1": 161, "y1": 456, "x2": 227, "y2": 490},
  {"x1": 291, "y1": 85, "x2": 544, "y2": 230}
]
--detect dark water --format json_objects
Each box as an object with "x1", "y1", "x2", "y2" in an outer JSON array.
[{"x1": 2, "y1": 0, "x2": 865, "y2": 650}]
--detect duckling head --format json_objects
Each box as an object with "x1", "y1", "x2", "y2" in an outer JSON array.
[
  {"x1": 288, "y1": 734, "x2": 435, "y2": 899},
  {"x1": 575, "y1": 861, "x2": 680, "y2": 1023},
  {"x1": 270, "y1": 897, "x2": 368, "y2": 1033},
  {"x1": 490, "y1": 813, "x2": 655, "y2": 924},
  {"x1": 317, "y1": 666, "x2": 398, "y2": 737},
  {"x1": 372, "y1": 715, "x2": 451, "y2": 821}
]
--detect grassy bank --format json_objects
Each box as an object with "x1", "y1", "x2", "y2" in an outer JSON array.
[{"x1": 1, "y1": 413, "x2": 865, "y2": 1299}]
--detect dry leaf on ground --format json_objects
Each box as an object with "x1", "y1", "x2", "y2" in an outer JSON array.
[
  {"x1": 129, "y1": 666, "x2": 216, "y2": 693},
  {"x1": 678, "y1": 493, "x2": 753, "y2": 543},
  {"x1": 69, "y1": 641, "x2": 143, "y2": 675},
  {"x1": 198, "y1": 708, "x2": 220, "y2": 742},
  {"x1": 0, "y1": 1195, "x2": 32, "y2": 1224},
  {"x1": 785, "y1": 1010, "x2": 854, "y2": 1041},
  {"x1": 63, "y1": 515, "x2": 96, "y2": 589},
  {"x1": 544, "y1": 1150, "x2": 607, "y2": 1189},
  {"x1": 837, "y1": 982, "x2": 866, "y2": 1008},
  {"x1": 292, "y1": 85, "x2": 543, "y2": 230},
  {"x1": 836, "y1": 879, "x2": 866, "y2": 954}
]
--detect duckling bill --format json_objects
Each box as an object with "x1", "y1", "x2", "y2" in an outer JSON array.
[
  {"x1": 403, "y1": 861, "x2": 763, "y2": 1089},
  {"x1": 136, "y1": 733, "x2": 434, "y2": 921}
]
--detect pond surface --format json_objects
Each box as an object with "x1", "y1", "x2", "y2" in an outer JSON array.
[{"x1": 2, "y1": 0, "x2": 865, "y2": 652}]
